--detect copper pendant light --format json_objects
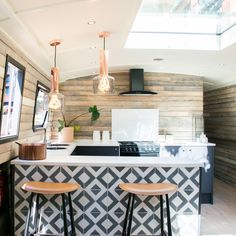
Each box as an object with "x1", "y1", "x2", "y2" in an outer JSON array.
[
  {"x1": 93, "y1": 32, "x2": 115, "y2": 93},
  {"x1": 48, "y1": 40, "x2": 64, "y2": 111}
]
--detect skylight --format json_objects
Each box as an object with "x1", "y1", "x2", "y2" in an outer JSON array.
[{"x1": 125, "y1": 0, "x2": 236, "y2": 50}]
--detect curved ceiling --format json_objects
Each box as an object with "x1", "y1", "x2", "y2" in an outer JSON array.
[{"x1": 0, "y1": 0, "x2": 236, "y2": 91}]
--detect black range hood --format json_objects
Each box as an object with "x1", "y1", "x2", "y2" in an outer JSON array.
[{"x1": 119, "y1": 69, "x2": 157, "y2": 95}]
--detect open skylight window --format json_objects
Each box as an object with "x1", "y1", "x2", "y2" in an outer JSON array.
[{"x1": 125, "y1": 0, "x2": 236, "y2": 50}]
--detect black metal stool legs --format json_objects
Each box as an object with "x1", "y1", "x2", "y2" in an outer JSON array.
[
  {"x1": 122, "y1": 192, "x2": 132, "y2": 236},
  {"x1": 127, "y1": 194, "x2": 135, "y2": 236},
  {"x1": 160, "y1": 195, "x2": 165, "y2": 236},
  {"x1": 24, "y1": 192, "x2": 76, "y2": 236},
  {"x1": 166, "y1": 194, "x2": 172, "y2": 236},
  {"x1": 159, "y1": 194, "x2": 173, "y2": 236},
  {"x1": 122, "y1": 193, "x2": 172, "y2": 236},
  {"x1": 62, "y1": 193, "x2": 69, "y2": 236},
  {"x1": 122, "y1": 193, "x2": 173, "y2": 236},
  {"x1": 68, "y1": 192, "x2": 76, "y2": 236},
  {"x1": 122, "y1": 193, "x2": 135, "y2": 236},
  {"x1": 120, "y1": 182, "x2": 176, "y2": 236},
  {"x1": 62, "y1": 192, "x2": 77, "y2": 236},
  {"x1": 123, "y1": 193, "x2": 131, "y2": 236},
  {"x1": 32, "y1": 194, "x2": 40, "y2": 234},
  {"x1": 24, "y1": 193, "x2": 34, "y2": 236}
]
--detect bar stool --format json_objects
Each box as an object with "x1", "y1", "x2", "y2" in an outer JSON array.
[
  {"x1": 119, "y1": 183, "x2": 177, "y2": 236},
  {"x1": 22, "y1": 181, "x2": 80, "y2": 236}
]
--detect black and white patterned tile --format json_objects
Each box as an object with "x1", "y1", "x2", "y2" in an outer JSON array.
[
  {"x1": 61, "y1": 166, "x2": 84, "y2": 187},
  {"x1": 132, "y1": 167, "x2": 158, "y2": 183},
  {"x1": 107, "y1": 211, "x2": 124, "y2": 236},
  {"x1": 83, "y1": 167, "x2": 108, "y2": 189},
  {"x1": 157, "y1": 167, "x2": 179, "y2": 184},
  {"x1": 37, "y1": 165, "x2": 61, "y2": 182},
  {"x1": 61, "y1": 166, "x2": 85, "y2": 215},
  {"x1": 108, "y1": 167, "x2": 134, "y2": 190},
  {"x1": 132, "y1": 212, "x2": 155, "y2": 235},
  {"x1": 14, "y1": 165, "x2": 39, "y2": 236},
  {"x1": 177, "y1": 168, "x2": 199, "y2": 214},
  {"x1": 37, "y1": 206, "x2": 62, "y2": 235},
  {"x1": 83, "y1": 212, "x2": 107, "y2": 236},
  {"x1": 14, "y1": 165, "x2": 200, "y2": 236}
]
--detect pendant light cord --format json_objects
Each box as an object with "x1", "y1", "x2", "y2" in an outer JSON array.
[
  {"x1": 54, "y1": 45, "x2": 57, "y2": 67},
  {"x1": 103, "y1": 36, "x2": 106, "y2": 50}
]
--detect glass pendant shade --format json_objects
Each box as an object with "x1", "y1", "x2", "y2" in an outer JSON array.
[
  {"x1": 93, "y1": 74, "x2": 115, "y2": 93},
  {"x1": 48, "y1": 91, "x2": 64, "y2": 111},
  {"x1": 93, "y1": 32, "x2": 115, "y2": 93}
]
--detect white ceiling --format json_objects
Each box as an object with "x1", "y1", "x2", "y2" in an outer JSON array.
[{"x1": 0, "y1": 0, "x2": 236, "y2": 90}]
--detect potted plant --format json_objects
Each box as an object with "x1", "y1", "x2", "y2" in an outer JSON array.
[{"x1": 58, "y1": 105, "x2": 101, "y2": 142}]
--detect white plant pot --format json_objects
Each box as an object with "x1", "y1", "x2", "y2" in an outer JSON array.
[{"x1": 59, "y1": 127, "x2": 74, "y2": 142}]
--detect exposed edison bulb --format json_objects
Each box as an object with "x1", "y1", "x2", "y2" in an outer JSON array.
[
  {"x1": 49, "y1": 94, "x2": 61, "y2": 110},
  {"x1": 48, "y1": 92, "x2": 64, "y2": 111},
  {"x1": 93, "y1": 74, "x2": 115, "y2": 93},
  {"x1": 98, "y1": 75, "x2": 110, "y2": 91}
]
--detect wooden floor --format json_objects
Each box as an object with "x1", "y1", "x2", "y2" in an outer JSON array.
[{"x1": 201, "y1": 178, "x2": 236, "y2": 235}]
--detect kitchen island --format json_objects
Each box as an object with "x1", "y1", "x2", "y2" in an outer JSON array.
[{"x1": 11, "y1": 141, "x2": 214, "y2": 236}]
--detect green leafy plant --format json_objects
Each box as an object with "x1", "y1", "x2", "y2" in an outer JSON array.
[{"x1": 58, "y1": 105, "x2": 101, "y2": 132}]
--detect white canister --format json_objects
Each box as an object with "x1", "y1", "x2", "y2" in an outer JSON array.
[
  {"x1": 102, "y1": 131, "x2": 110, "y2": 143},
  {"x1": 93, "y1": 130, "x2": 100, "y2": 142}
]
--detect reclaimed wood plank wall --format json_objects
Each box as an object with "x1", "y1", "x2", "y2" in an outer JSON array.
[
  {"x1": 0, "y1": 33, "x2": 49, "y2": 164},
  {"x1": 52, "y1": 72, "x2": 204, "y2": 141},
  {"x1": 204, "y1": 85, "x2": 236, "y2": 185}
]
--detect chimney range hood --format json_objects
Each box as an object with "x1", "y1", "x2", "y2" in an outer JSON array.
[{"x1": 119, "y1": 69, "x2": 157, "y2": 95}]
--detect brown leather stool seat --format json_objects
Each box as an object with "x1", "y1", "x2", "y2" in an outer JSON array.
[
  {"x1": 22, "y1": 181, "x2": 80, "y2": 195},
  {"x1": 119, "y1": 183, "x2": 177, "y2": 196},
  {"x1": 22, "y1": 181, "x2": 80, "y2": 236},
  {"x1": 119, "y1": 182, "x2": 177, "y2": 236}
]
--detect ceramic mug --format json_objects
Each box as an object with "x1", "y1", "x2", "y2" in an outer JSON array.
[
  {"x1": 102, "y1": 131, "x2": 110, "y2": 142},
  {"x1": 93, "y1": 130, "x2": 100, "y2": 142}
]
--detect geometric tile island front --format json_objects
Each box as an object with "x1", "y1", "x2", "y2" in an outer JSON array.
[{"x1": 14, "y1": 165, "x2": 200, "y2": 236}]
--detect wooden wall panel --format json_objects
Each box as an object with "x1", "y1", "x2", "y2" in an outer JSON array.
[
  {"x1": 53, "y1": 72, "x2": 203, "y2": 141},
  {"x1": 204, "y1": 85, "x2": 236, "y2": 185},
  {"x1": 0, "y1": 34, "x2": 50, "y2": 164}
]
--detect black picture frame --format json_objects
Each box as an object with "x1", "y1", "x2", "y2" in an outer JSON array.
[
  {"x1": 0, "y1": 55, "x2": 25, "y2": 143},
  {"x1": 32, "y1": 81, "x2": 50, "y2": 132}
]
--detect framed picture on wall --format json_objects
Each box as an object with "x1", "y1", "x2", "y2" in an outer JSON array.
[{"x1": 0, "y1": 55, "x2": 25, "y2": 143}]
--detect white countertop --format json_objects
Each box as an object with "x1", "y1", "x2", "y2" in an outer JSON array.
[
  {"x1": 11, "y1": 155, "x2": 204, "y2": 167},
  {"x1": 11, "y1": 141, "x2": 206, "y2": 167},
  {"x1": 71, "y1": 140, "x2": 215, "y2": 146},
  {"x1": 159, "y1": 141, "x2": 215, "y2": 146}
]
